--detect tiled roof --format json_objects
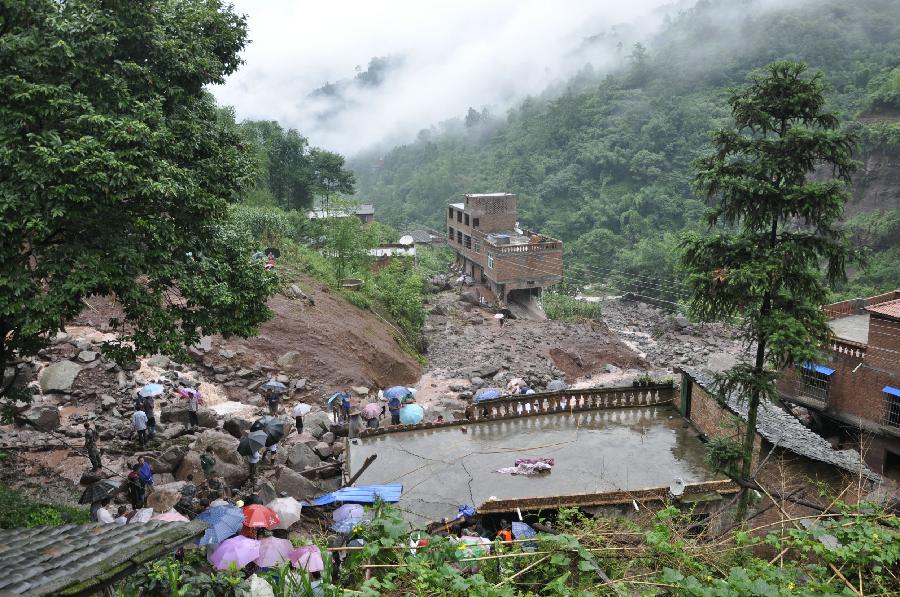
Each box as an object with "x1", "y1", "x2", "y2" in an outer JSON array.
[
  {"x1": 407, "y1": 230, "x2": 433, "y2": 243},
  {"x1": 0, "y1": 521, "x2": 206, "y2": 596},
  {"x1": 866, "y1": 298, "x2": 900, "y2": 321},
  {"x1": 681, "y1": 367, "x2": 880, "y2": 481}
]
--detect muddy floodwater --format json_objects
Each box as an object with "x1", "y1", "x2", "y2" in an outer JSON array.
[{"x1": 348, "y1": 405, "x2": 720, "y2": 525}]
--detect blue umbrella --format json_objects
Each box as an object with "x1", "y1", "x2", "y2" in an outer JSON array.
[
  {"x1": 512, "y1": 522, "x2": 537, "y2": 539},
  {"x1": 331, "y1": 517, "x2": 369, "y2": 534},
  {"x1": 383, "y1": 386, "x2": 411, "y2": 400},
  {"x1": 196, "y1": 505, "x2": 245, "y2": 546},
  {"x1": 399, "y1": 404, "x2": 424, "y2": 425},
  {"x1": 473, "y1": 388, "x2": 501, "y2": 403},
  {"x1": 328, "y1": 392, "x2": 348, "y2": 405},
  {"x1": 139, "y1": 383, "x2": 165, "y2": 398}
]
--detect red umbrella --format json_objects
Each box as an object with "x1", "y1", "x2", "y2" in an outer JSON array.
[{"x1": 243, "y1": 504, "x2": 280, "y2": 529}]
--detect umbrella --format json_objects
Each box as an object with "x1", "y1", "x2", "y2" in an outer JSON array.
[
  {"x1": 399, "y1": 404, "x2": 424, "y2": 425},
  {"x1": 153, "y1": 510, "x2": 190, "y2": 522},
  {"x1": 139, "y1": 383, "x2": 165, "y2": 397},
  {"x1": 292, "y1": 403, "x2": 311, "y2": 417},
  {"x1": 546, "y1": 379, "x2": 568, "y2": 392},
  {"x1": 243, "y1": 504, "x2": 280, "y2": 529},
  {"x1": 177, "y1": 387, "x2": 200, "y2": 399},
  {"x1": 383, "y1": 386, "x2": 411, "y2": 400},
  {"x1": 208, "y1": 535, "x2": 261, "y2": 570},
  {"x1": 79, "y1": 480, "x2": 118, "y2": 504},
  {"x1": 267, "y1": 497, "x2": 303, "y2": 530},
  {"x1": 493, "y1": 313, "x2": 504, "y2": 319},
  {"x1": 264, "y1": 247, "x2": 281, "y2": 259},
  {"x1": 250, "y1": 416, "x2": 285, "y2": 447},
  {"x1": 474, "y1": 388, "x2": 502, "y2": 403},
  {"x1": 127, "y1": 508, "x2": 154, "y2": 524},
  {"x1": 196, "y1": 505, "x2": 245, "y2": 545},
  {"x1": 333, "y1": 504, "x2": 365, "y2": 523},
  {"x1": 512, "y1": 522, "x2": 537, "y2": 539},
  {"x1": 261, "y1": 380, "x2": 287, "y2": 393},
  {"x1": 331, "y1": 517, "x2": 369, "y2": 534},
  {"x1": 289, "y1": 545, "x2": 324, "y2": 572},
  {"x1": 237, "y1": 430, "x2": 268, "y2": 457},
  {"x1": 362, "y1": 402, "x2": 381, "y2": 419},
  {"x1": 255, "y1": 536, "x2": 293, "y2": 568},
  {"x1": 327, "y1": 392, "x2": 346, "y2": 405}
]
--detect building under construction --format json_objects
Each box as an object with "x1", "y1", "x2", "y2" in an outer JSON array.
[{"x1": 446, "y1": 193, "x2": 562, "y2": 303}]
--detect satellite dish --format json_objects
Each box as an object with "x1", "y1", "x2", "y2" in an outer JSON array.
[
  {"x1": 669, "y1": 477, "x2": 686, "y2": 498},
  {"x1": 398, "y1": 235, "x2": 414, "y2": 246}
]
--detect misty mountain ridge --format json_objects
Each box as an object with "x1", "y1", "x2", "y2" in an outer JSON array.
[{"x1": 349, "y1": 0, "x2": 900, "y2": 299}]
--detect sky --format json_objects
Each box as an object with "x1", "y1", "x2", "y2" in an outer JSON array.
[{"x1": 212, "y1": 0, "x2": 675, "y2": 156}]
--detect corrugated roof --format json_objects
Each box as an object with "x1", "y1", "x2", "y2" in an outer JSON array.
[
  {"x1": 866, "y1": 298, "x2": 900, "y2": 320},
  {"x1": 306, "y1": 484, "x2": 403, "y2": 506},
  {"x1": 681, "y1": 367, "x2": 879, "y2": 481},
  {"x1": 0, "y1": 521, "x2": 206, "y2": 596},
  {"x1": 355, "y1": 204, "x2": 375, "y2": 215}
]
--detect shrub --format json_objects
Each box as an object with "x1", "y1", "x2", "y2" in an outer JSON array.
[
  {"x1": 0, "y1": 485, "x2": 89, "y2": 529},
  {"x1": 542, "y1": 292, "x2": 602, "y2": 321}
]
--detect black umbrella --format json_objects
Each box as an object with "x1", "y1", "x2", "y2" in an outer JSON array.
[
  {"x1": 250, "y1": 416, "x2": 285, "y2": 447},
  {"x1": 264, "y1": 247, "x2": 281, "y2": 258},
  {"x1": 237, "y1": 430, "x2": 268, "y2": 457},
  {"x1": 79, "y1": 480, "x2": 119, "y2": 504}
]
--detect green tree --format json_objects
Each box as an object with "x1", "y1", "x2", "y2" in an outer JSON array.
[
  {"x1": 680, "y1": 61, "x2": 859, "y2": 519},
  {"x1": 322, "y1": 199, "x2": 375, "y2": 282},
  {"x1": 0, "y1": 1, "x2": 278, "y2": 412}
]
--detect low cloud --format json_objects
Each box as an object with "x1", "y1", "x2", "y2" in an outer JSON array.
[{"x1": 212, "y1": 0, "x2": 676, "y2": 155}]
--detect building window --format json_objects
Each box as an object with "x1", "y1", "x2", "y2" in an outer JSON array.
[
  {"x1": 448, "y1": 226, "x2": 454, "y2": 241},
  {"x1": 487, "y1": 254, "x2": 494, "y2": 269},
  {"x1": 797, "y1": 363, "x2": 834, "y2": 403},
  {"x1": 457, "y1": 230, "x2": 462, "y2": 244},
  {"x1": 885, "y1": 386, "x2": 900, "y2": 428},
  {"x1": 457, "y1": 211, "x2": 462, "y2": 223},
  {"x1": 464, "y1": 235, "x2": 471, "y2": 249},
  {"x1": 448, "y1": 207, "x2": 453, "y2": 219},
  {"x1": 474, "y1": 239, "x2": 480, "y2": 253},
  {"x1": 473, "y1": 218, "x2": 480, "y2": 229},
  {"x1": 464, "y1": 214, "x2": 469, "y2": 226}
]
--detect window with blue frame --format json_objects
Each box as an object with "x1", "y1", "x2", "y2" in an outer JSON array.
[
  {"x1": 797, "y1": 363, "x2": 834, "y2": 403},
  {"x1": 884, "y1": 386, "x2": 900, "y2": 428}
]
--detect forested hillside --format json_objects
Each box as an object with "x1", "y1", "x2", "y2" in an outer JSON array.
[{"x1": 351, "y1": 0, "x2": 900, "y2": 301}]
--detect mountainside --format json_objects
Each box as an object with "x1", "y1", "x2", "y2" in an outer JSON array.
[{"x1": 351, "y1": 0, "x2": 900, "y2": 301}]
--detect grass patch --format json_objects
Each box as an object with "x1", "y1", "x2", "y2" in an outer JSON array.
[
  {"x1": 0, "y1": 485, "x2": 89, "y2": 529},
  {"x1": 543, "y1": 292, "x2": 602, "y2": 321}
]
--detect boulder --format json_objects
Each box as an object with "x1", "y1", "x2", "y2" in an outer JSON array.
[
  {"x1": 77, "y1": 350, "x2": 98, "y2": 363},
  {"x1": 313, "y1": 442, "x2": 332, "y2": 459},
  {"x1": 160, "y1": 404, "x2": 217, "y2": 428},
  {"x1": 304, "y1": 411, "x2": 332, "y2": 439},
  {"x1": 218, "y1": 349, "x2": 236, "y2": 360},
  {"x1": 469, "y1": 376, "x2": 485, "y2": 389},
  {"x1": 21, "y1": 405, "x2": 60, "y2": 431},
  {"x1": 275, "y1": 374, "x2": 290, "y2": 384},
  {"x1": 146, "y1": 445, "x2": 187, "y2": 474},
  {"x1": 273, "y1": 466, "x2": 320, "y2": 500},
  {"x1": 153, "y1": 473, "x2": 176, "y2": 486},
  {"x1": 286, "y1": 443, "x2": 320, "y2": 472},
  {"x1": 223, "y1": 416, "x2": 251, "y2": 439},
  {"x1": 146, "y1": 483, "x2": 183, "y2": 513},
  {"x1": 147, "y1": 354, "x2": 171, "y2": 369},
  {"x1": 276, "y1": 351, "x2": 302, "y2": 369},
  {"x1": 329, "y1": 423, "x2": 348, "y2": 438},
  {"x1": 320, "y1": 432, "x2": 335, "y2": 445},
  {"x1": 39, "y1": 361, "x2": 82, "y2": 393},
  {"x1": 351, "y1": 386, "x2": 369, "y2": 396},
  {"x1": 218, "y1": 461, "x2": 250, "y2": 488},
  {"x1": 175, "y1": 451, "x2": 207, "y2": 484},
  {"x1": 99, "y1": 394, "x2": 117, "y2": 411},
  {"x1": 257, "y1": 481, "x2": 277, "y2": 504},
  {"x1": 294, "y1": 378, "x2": 307, "y2": 391},
  {"x1": 192, "y1": 430, "x2": 243, "y2": 466},
  {"x1": 158, "y1": 423, "x2": 189, "y2": 441}
]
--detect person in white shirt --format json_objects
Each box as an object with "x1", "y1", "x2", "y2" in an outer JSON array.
[
  {"x1": 247, "y1": 449, "x2": 261, "y2": 482},
  {"x1": 132, "y1": 409, "x2": 148, "y2": 447},
  {"x1": 113, "y1": 505, "x2": 129, "y2": 524},
  {"x1": 266, "y1": 443, "x2": 278, "y2": 465},
  {"x1": 91, "y1": 498, "x2": 114, "y2": 523}
]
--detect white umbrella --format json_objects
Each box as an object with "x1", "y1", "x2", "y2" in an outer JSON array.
[
  {"x1": 494, "y1": 313, "x2": 504, "y2": 319},
  {"x1": 128, "y1": 507, "x2": 154, "y2": 524},
  {"x1": 267, "y1": 497, "x2": 303, "y2": 530},
  {"x1": 292, "y1": 403, "x2": 312, "y2": 417}
]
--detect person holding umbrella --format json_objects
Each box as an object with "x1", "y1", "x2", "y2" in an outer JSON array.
[
  {"x1": 138, "y1": 383, "x2": 163, "y2": 438},
  {"x1": 261, "y1": 380, "x2": 287, "y2": 416},
  {"x1": 238, "y1": 430, "x2": 268, "y2": 484},
  {"x1": 292, "y1": 402, "x2": 311, "y2": 435},
  {"x1": 83, "y1": 422, "x2": 101, "y2": 471},
  {"x1": 387, "y1": 394, "x2": 402, "y2": 426}
]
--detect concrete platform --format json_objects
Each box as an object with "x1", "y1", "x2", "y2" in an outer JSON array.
[
  {"x1": 348, "y1": 405, "x2": 720, "y2": 525},
  {"x1": 828, "y1": 314, "x2": 869, "y2": 344}
]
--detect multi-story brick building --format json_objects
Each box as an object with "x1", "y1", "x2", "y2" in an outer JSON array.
[
  {"x1": 446, "y1": 193, "x2": 562, "y2": 303},
  {"x1": 776, "y1": 290, "x2": 900, "y2": 479}
]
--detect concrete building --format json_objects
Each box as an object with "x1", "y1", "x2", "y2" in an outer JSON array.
[
  {"x1": 446, "y1": 193, "x2": 562, "y2": 303},
  {"x1": 775, "y1": 290, "x2": 900, "y2": 480}
]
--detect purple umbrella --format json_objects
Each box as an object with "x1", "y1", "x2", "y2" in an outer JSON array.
[
  {"x1": 362, "y1": 403, "x2": 381, "y2": 419},
  {"x1": 254, "y1": 537, "x2": 293, "y2": 568},
  {"x1": 208, "y1": 535, "x2": 261, "y2": 570},
  {"x1": 333, "y1": 504, "x2": 365, "y2": 522},
  {"x1": 289, "y1": 545, "x2": 324, "y2": 572},
  {"x1": 383, "y1": 386, "x2": 411, "y2": 400}
]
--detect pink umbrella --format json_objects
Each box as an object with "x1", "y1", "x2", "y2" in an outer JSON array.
[
  {"x1": 208, "y1": 535, "x2": 261, "y2": 570},
  {"x1": 362, "y1": 403, "x2": 381, "y2": 419},
  {"x1": 254, "y1": 537, "x2": 293, "y2": 568},
  {"x1": 153, "y1": 510, "x2": 190, "y2": 522},
  {"x1": 288, "y1": 544, "x2": 324, "y2": 572}
]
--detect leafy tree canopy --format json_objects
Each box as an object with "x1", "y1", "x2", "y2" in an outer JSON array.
[{"x1": 0, "y1": 0, "x2": 278, "y2": 403}]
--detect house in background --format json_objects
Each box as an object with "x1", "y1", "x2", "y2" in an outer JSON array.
[
  {"x1": 776, "y1": 290, "x2": 900, "y2": 480},
  {"x1": 307, "y1": 203, "x2": 375, "y2": 224},
  {"x1": 446, "y1": 193, "x2": 562, "y2": 304}
]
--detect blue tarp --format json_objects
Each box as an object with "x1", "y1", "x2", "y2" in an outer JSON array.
[
  {"x1": 305, "y1": 484, "x2": 403, "y2": 507},
  {"x1": 884, "y1": 386, "x2": 900, "y2": 398},
  {"x1": 802, "y1": 363, "x2": 835, "y2": 376}
]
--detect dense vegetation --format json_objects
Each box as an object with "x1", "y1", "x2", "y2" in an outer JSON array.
[
  {"x1": 119, "y1": 499, "x2": 900, "y2": 596},
  {"x1": 0, "y1": 484, "x2": 88, "y2": 529},
  {"x1": 351, "y1": 0, "x2": 900, "y2": 302}
]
